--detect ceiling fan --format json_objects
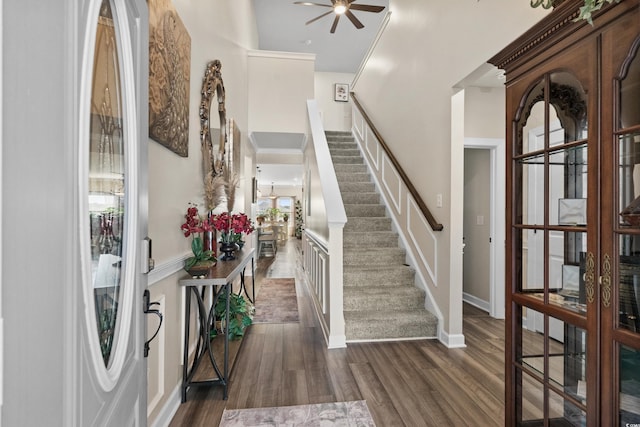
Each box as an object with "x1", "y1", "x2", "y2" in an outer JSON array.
[{"x1": 294, "y1": 0, "x2": 385, "y2": 34}]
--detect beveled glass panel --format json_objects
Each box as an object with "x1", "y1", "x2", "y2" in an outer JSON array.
[
  {"x1": 548, "y1": 387, "x2": 586, "y2": 426},
  {"x1": 549, "y1": 71, "x2": 588, "y2": 145},
  {"x1": 521, "y1": 307, "x2": 545, "y2": 381},
  {"x1": 519, "y1": 369, "x2": 545, "y2": 423},
  {"x1": 619, "y1": 46, "x2": 640, "y2": 129},
  {"x1": 517, "y1": 80, "x2": 545, "y2": 156},
  {"x1": 617, "y1": 235, "x2": 640, "y2": 332},
  {"x1": 548, "y1": 232, "x2": 587, "y2": 314},
  {"x1": 88, "y1": 0, "x2": 125, "y2": 367},
  {"x1": 519, "y1": 228, "x2": 545, "y2": 292},
  {"x1": 546, "y1": 318, "x2": 587, "y2": 403},
  {"x1": 618, "y1": 132, "x2": 640, "y2": 229},
  {"x1": 549, "y1": 145, "x2": 588, "y2": 227},
  {"x1": 518, "y1": 153, "x2": 545, "y2": 226},
  {"x1": 619, "y1": 345, "x2": 640, "y2": 424}
]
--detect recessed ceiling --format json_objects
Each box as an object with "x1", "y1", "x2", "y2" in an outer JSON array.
[
  {"x1": 251, "y1": 132, "x2": 307, "y2": 153},
  {"x1": 253, "y1": 0, "x2": 389, "y2": 73},
  {"x1": 257, "y1": 164, "x2": 304, "y2": 187}
]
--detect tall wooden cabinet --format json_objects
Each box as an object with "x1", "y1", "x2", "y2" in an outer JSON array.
[{"x1": 489, "y1": 1, "x2": 640, "y2": 425}]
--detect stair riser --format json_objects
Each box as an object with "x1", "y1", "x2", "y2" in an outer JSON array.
[
  {"x1": 328, "y1": 141, "x2": 357, "y2": 148},
  {"x1": 344, "y1": 292, "x2": 425, "y2": 311},
  {"x1": 345, "y1": 319, "x2": 437, "y2": 340},
  {"x1": 332, "y1": 156, "x2": 364, "y2": 165},
  {"x1": 334, "y1": 164, "x2": 367, "y2": 174},
  {"x1": 345, "y1": 205, "x2": 386, "y2": 217},
  {"x1": 326, "y1": 135, "x2": 355, "y2": 141},
  {"x1": 336, "y1": 173, "x2": 371, "y2": 183},
  {"x1": 343, "y1": 251, "x2": 406, "y2": 265},
  {"x1": 330, "y1": 149, "x2": 361, "y2": 157},
  {"x1": 339, "y1": 182, "x2": 375, "y2": 192},
  {"x1": 342, "y1": 193, "x2": 380, "y2": 204},
  {"x1": 344, "y1": 217, "x2": 392, "y2": 232},
  {"x1": 344, "y1": 232, "x2": 397, "y2": 247},
  {"x1": 343, "y1": 269, "x2": 415, "y2": 287}
]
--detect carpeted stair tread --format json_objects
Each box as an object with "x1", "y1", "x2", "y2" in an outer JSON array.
[
  {"x1": 344, "y1": 204, "x2": 386, "y2": 217},
  {"x1": 344, "y1": 286, "x2": 425, "y2": 311},
  {"x1": 343, "y1": 265, "x2": 415, "y2": 287},
  {"x1": 343, "y1": 247, "x2": 407, "y2": 265},
  {"x1": 344, "y1": 217, "x2": 392, "y2": 232},
  {"x1": 342, "y1": 192, "x2": 380, "y2": 204},
  {"x1": 332, "y1": 156, "x2": 364, "y2": 165},
  {"x1": 336, "y1": 172, "x2": 371, "y2": 183},
  {"x1": 343, "y1": 231, "x2": 398, "y2": 247},
  {"x1": 334, "y1": 164, "x2": 368, "y2": 174},
  {"x1": 339, "y1": 182, "x2": 375, "y2": 192}
]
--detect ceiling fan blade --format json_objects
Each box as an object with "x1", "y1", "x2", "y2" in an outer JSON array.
[
  {"x1": 330, "y1": 15, "x2": 341, "y2": 33},
  {"x1": 305, "y1": 10, "x2": 334, "y2": 25},
  {"x1": 349, "y1": 4, "x2": 385, "y2": 13},
  {"x1": 294, "y1": 1, "x2": 333, "y2": 7},
  {"x1": 345, "y1": 10, "x2": 364, "y2": 29}
]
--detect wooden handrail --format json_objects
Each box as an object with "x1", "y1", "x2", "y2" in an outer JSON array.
[{"x1": 350, "y1": 92, "x2": 444, "y2": 231}]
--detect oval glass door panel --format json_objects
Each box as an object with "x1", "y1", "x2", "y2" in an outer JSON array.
[{"x1": 88, "y1": 0, "x2": 125, "y2": 367}]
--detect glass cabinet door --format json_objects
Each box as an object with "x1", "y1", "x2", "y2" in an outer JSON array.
[
  {"x1": 510, "y1": 69, "x2": 594, "y2": 426},
  {"x1": 607, "y1": 30, "x2": 640, "y2": 426}
]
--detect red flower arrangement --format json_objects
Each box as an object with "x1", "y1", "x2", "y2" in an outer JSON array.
[
  {"x1": 211, "y1": 212, "x2": 255, "y2": 244},
  {"x1": 180, "y1": 203, "x2": 215, "y2": 270}
]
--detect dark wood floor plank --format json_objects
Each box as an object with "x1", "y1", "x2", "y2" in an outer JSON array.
[{"x1": 349, "y1": 362, "x2": 406, "y2": 427}]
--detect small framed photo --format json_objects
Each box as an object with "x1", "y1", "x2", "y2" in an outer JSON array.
[
  {"x1": 334, "y1": 83, "x2": 349, "y2": 102},
  {"x1": 558, "y1": 198, "x2": 587, "y2": 225}
]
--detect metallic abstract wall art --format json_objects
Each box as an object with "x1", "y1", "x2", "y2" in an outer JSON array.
[{"x1": 148, "y1": 0, "x2": 191, "y2": 157}]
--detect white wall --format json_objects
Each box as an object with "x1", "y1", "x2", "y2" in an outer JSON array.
[
  {"x1": 464, "y1": 86, "x2": 506, "y2": 139},
  {"x1": 248, "y1": 51, "x2": 315, "y2": 134},
  {"x1": 314, "y1": 72, "x2": 355, "y2": 132},
  {"x1": 353, "y1": 0, "x2": 548, "y2": 335},
  {"x1": 146, "y1": 1, "x2": 258, "y2": 424}
]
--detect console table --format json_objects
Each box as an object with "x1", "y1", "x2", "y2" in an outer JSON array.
[{"x1": 178, "y1": 248, "x2": 255, "y2": 402}]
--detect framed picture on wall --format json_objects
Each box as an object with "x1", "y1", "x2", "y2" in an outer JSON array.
[{"x1": 334, "y1": 83, "x2": 349, "y2": 102}]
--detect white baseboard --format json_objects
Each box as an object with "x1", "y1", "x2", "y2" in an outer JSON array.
[
  {"x1": 149, "y1": 383, "x2": 181, "y2": 427},
  {"x1": 462, "y1": 292, "x2": 490, "y2": 313},
  {"x1": 439, "y1": 329, "x2": 466, "y2": 348}
]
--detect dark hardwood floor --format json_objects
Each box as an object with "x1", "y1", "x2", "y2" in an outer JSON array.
[{"x1": 169, "y1": 239, "x2": 505, "y2": 426}]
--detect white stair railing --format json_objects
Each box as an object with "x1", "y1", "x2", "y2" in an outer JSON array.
[{"x1": 302, "y1": 99, "x2": 348, "y2": 349}]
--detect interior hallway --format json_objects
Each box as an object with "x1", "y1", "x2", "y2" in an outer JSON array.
[{"x1": 169, "y1": 238, "x2": 506, "y2": 426}]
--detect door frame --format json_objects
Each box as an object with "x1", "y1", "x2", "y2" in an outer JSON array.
[{"x1": 464, "y1": 138, "x2": 505, "y2": 319}]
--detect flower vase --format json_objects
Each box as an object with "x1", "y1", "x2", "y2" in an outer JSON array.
[
  {"x1": 219, "y1": 241, "x2": 239, "y2": 261},
  {"x1": 203, "y1": 229, "x2": 216, "y2": 258}
]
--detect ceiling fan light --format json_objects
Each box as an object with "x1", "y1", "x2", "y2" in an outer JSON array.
[{"x1": 334, "y1": 0, "x2": 347, "y2": 14}]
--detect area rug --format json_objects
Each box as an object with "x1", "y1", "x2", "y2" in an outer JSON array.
[
  {"x1": 219, "y1": 400, "x2": 376, "y2": 427},
  {"x1": 252, "y1": 278, "x2": 300, "y2": 323}
]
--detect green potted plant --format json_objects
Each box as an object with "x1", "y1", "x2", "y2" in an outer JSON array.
[
  {"x1": 294, "y1": 199, "x2": 303, "y2": 239},
  {"x1": 265, "y1": 207, "x2": 281, "y2": 222},
  {"x1": 213, "y1": 292, "x2": 254, "y2": 340}
]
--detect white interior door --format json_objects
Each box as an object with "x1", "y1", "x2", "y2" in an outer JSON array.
[
  {"x1": 76, "y1": 0, "x2": 148, "y2": 424},
  {"x1": 526, "y1": 120, "x2": 566, "y2": 342}
]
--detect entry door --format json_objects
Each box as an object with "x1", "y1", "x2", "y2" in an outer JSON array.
[{"x1": 76, "y1": 0, "x2": 148, "y2": 424}]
